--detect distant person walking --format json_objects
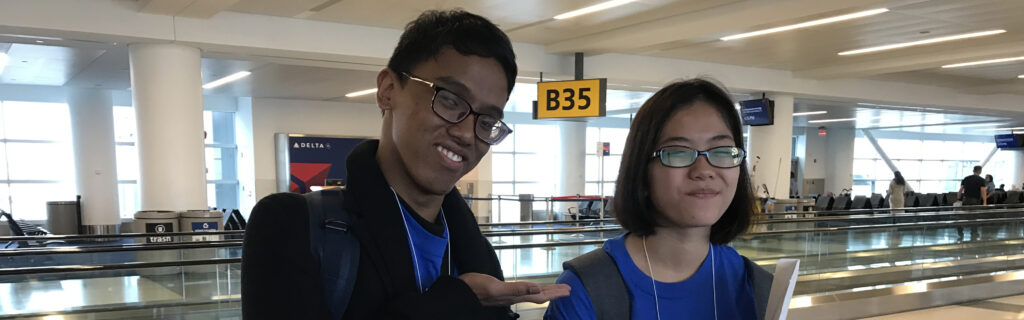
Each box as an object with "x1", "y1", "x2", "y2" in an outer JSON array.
[
  {"x1": 957, "y1": 166, "x2": 986, "y2": 241},
  {"x1": 959, "y1": 166, "x2": 987, "y2": 206},
  {"x1": 887, "y1": 171, "x2": 911, "y2": 213}
]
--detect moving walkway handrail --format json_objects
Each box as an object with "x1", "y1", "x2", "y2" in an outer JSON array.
[
  {"x1": 0, "y1": 240, "x2": 243, "y2": 257},
  {"x1": 0, "y1": 230, "x2": 244, "y2": 242},
  {"x1": 0, "y1": 257, "x2": 241, "y2": 276},
  {"x1": 479, "y1": 218, "x2": 617, "y2": 227},
  {"x1": 763, "y1": 203, "x2": 1024, "y2": 217},
  {"x1": 754, "y1": 207, "x2": 1024, "y2": 224},
  {"x1": 484, "y1": 215, "x2": 1024, "y2": 237}
]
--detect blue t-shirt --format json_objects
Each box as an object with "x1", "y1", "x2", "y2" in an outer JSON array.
[
  {"x1": 398, "y1": 203, "x2": 452, "y2": 292},
  {"x1": 545, "y1": 234, "x2": 756, "y2": 320}
]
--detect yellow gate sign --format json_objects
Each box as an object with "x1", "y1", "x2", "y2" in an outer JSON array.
[{"x1": 534, "y1": 79, "x2": 606, "y2": 119}]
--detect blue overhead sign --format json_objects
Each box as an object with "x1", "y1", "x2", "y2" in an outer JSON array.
[{"x1": 995, "y1": 134, "x2": 1022, "y2": 149}]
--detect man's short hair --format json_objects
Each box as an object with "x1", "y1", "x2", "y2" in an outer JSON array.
[
  {"x1": 974, "y1": 165, "x2": 982, "y2": 173},
  {"x1": 387, "y1": 10, "x2": 517, "y2": 96}
]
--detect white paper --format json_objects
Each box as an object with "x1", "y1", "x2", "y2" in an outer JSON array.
[{"x1": 765, "y1": 259, "x2": 800, "y2": 320}]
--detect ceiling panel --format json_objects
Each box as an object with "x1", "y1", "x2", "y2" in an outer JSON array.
[
  {"x1": 0, "y1": 43, "x2": 105, "y2": 86},
  {"x1": 228, "y1": 0, "x2": 325, "y2": 18}
]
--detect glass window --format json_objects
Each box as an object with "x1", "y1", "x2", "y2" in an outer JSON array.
[
  {"x1": 513, "y1": 124, "x2": 556, "y2": 153},
  {"x1": 9, "y1": 183, "x2": 75, "y2": 220},
  {"x1": 585, "y1": 127, "x2": 599, "y2": 154},
  {"x1": 6, "y1": 143, "x2": 75, "y2": 181},
  {"x1": 514, "y1": 153, "x2": 543, "y2": 183},
  {"x1": 115, "y1": 145, "x2": 138, "y2": 181},
  {"x1": 118, "y1": 183, "x2": 140, "y2": 218},
  {"x1": 2, "y1": 101, "x2": 72, "y2": 141},
  {"x1": 112, "y1": 106, "x2": 137, "y2": 143},
  {"x1": 599, "y1": 128, "x2": 629, "y2": 155},
  {"x1": 853, "y1": 159, "x2": 875, "y2": 180},
  {"x1": 601, "y1": 155, "x2": 621, "y2": 181},
  {"x1": 585, "y1": 155, "x2": 599, "y2": 181},
  {"x1": 491, "y1": 154, "x2": 515, "y2": 182},
  {"x1": 491, "y1": 183, "x2": 514, "y2": 196},
  {"x1": 204, "y1": 111, "x2": 214, "y2": 144}
]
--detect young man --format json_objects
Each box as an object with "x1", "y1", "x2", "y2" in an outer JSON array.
[
  {"x1": 242, "y1": 10, "x2": 569, "y2": 319},
  {"x1": 960, "y1": 165, "x2": 987, "y2": 206}
]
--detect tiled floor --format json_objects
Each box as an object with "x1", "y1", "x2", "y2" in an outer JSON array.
[{"x1": 865, "y1": 294, "x2": 1024, "y2": 320}]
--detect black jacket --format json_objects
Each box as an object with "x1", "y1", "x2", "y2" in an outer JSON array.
[{"x1": 242, "y1": 140, "x2": 513, "y2": 319}]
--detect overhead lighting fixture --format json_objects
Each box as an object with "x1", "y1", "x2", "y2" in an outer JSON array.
[
  {"x1": 721, "y1": 8, "x2": 889, "y2": 41},
  {"x1": 808, "y1": 116, "x2": 881, "y2": 124},
  {"x1": 988, "y1": 126, "x2": 1024, "y2": 131},
  {"x1": 0, "y1": 52, "x2": 8, "y2": 75},
  {"x1": 808, "y1": 118, "x2": 857, "y2": 123},
  {"x1": 554, "y1": 0, "x2": 635, "y2": 20},
  {"x1": 1018, "y1": 75, "x2": 1024, "y2": 79},
  {"x1": 839, "y1": 30, "x2": 1006, "y2": 55},
  {"x1": 793, "y1": 111, "x2": 828, "y2": 116},
  {"x1": 942, "y1": 56, "x2": 1024, "y2": 68},
  {"x1": 202, "y1": 71, "x2": 251, "y2": 89},
  {"x1": 344, "y1": 88, "x2": 377, "y2": 98}
]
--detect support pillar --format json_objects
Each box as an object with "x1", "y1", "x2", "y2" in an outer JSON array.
[
  {"x1": 68, "y1": 89, "x2": 120, "y2": 234},
  {"x1": 559, "y1": 121, "x2": 587, "y2": 201},
  {"x1": 748, "y1": 94, "x2": 794, "y2": 199},
  {"x1": 129, "y1": 43, "x2": 207, "y2": 211},
  {"x1": 825, "y1": 128, "x2": 856, "y2": 195}
]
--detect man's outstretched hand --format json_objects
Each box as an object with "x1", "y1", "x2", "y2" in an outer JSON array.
[{"x1": 458, "y1": 272, "x2": 571, "y2": 306}]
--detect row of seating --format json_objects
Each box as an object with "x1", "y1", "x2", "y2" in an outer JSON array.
[
  {"x1": 568, "y1": 198, "x2": 614, "y2": 220},
  {"x1": 813, "y1": 191, "x2": 1024, "y2": 211}
]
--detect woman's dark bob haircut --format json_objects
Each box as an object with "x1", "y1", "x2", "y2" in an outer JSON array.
[{"x1": 613, "y1": 78, "x2": 754, "y2": 244}]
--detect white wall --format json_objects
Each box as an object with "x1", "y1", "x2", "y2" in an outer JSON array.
[
  {"x1": 250, "y1": 98, "x2": 383, "y2": 200},
  {"x1": 825, "y1": 128, "x2": 855, "y2": 194},
  {"x1": 235, "y1": 97, "x2": 257, "y2": 215},
  {"x1": 803, "y1": 127, "x2": 827, "y2": 179}
]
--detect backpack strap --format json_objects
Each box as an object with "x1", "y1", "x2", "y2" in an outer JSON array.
[
  {"x1": 743, "y1": 256, "x2": 773, "y2": 320},
  {"x1": 562, "y1": 249, "x2": 629, "y2": 320},
  {"x1": 305, "y1": 189, "x2": 360, "y2": 319}
]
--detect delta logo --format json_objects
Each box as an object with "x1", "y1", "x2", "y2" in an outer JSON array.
[{"x1": 293, "y1": 142, "x2": 331, "y2": 149}]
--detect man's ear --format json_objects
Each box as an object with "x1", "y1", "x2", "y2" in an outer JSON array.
[{"x1": 377, "y1": 68, "x2": 397, "y2": 113}]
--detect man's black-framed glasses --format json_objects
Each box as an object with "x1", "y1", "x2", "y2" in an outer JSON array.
[
  {"x1": 652, "y1": 146, "x2": 746, "y2": 168},
  {"x1": 402, "y1": 72, "x2": 512, "y2": 145}
]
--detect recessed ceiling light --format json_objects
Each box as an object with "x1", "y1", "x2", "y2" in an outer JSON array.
[
  {"x1": 1018, "y1": 74, "x2": 1024, "y2": 79},
  {"x1": 808, "y1": 116, "x2": 882, "y2": 124},
  {"x1": 839, "y1": 29, "x2": 1006, "y2": 55},
  {"x1": 793, "y1": 111, "x2": 828, "y2": 116},
  {"x1": 202, "y1": 71, "x2": 251, "y2": 89},
  {"x1": 808, "y1": 118, "x2": 857, "y2": 123},
  {"x1": 942, "y1": 56, "x2": 1024, "y2": 68},
  {"x1": 345, "y1": 88, "x2": 378, "y2": 98},
  {"x1": 721, "y1": 8, "x2": 888, "y2": 41},
  {"x1": 554, "y1": 0, "x2": 635, "y2": 20}
]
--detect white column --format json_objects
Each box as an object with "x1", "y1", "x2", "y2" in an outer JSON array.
[
  {"x1": 1013, "y1": 150, "x2": 1024, "y2": 189},
  {"x1": 129, "y1": 43, "x2": 207, "y2": 211},
  {"x1": 747, "y1": 94, "x2": 794, "y2": 199},
  {"x1": 825, "y1": 128, "x2": 856, "y2": 195},
  {"x1": 68, "y1": 88, "x2": 121, "y2": 234},
  {"x1": 559, "y1": 121, "x2": 587, "y2": 207}
]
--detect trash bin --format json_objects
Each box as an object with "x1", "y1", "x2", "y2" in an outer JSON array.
[
  {"x1": 179, "y1": 210, "x2": 223, "y2": 273},
  {"x1": 133, "y1": 210, "x2": 181, "y2": 276},
  {"x1": 46, "y1": 201, "x2": 80, "y2": 235}
]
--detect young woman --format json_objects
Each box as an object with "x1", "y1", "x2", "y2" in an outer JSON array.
[
  {"x1": 545, "y1": 79, "x2": 771, "y2": 320},
  {"x1": 888, "y1": 171, "x2": 910, "y2": 212}
]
